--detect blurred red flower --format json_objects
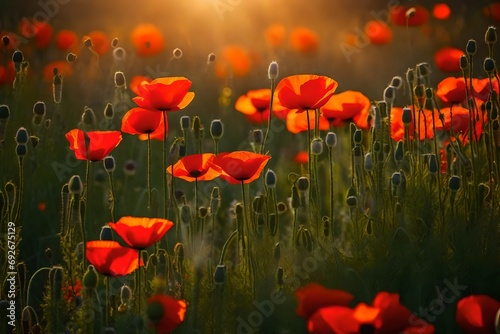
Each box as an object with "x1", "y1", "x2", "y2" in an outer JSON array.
[
  {"x1": 65, "y1": 129, "x2": 122, "y2": 161},
  {"x1": 86, "y1": 241, "x2": 143, "y2": 277},
  {"x1": 121, "y1": 107, "x2": 166, "y2": 141},
  {"x1": 167, "y1": 153, "x2": 221, "y2": 182},
  {"x1": 320, "y1": 90, "x2": 372, "y2": 129},
  {"x1": 129, "y1": 75, "x2": 152, "y2": 96},
  {"x1": 294, "y1": 151, "x2": 309, "y2": 164},
  {"x1": 56, "y1": 29, "x2": 78, "y2": 51},
  {"x1": 264, "y1": 24, "x2": 286, "y2": 48},
  {"x1": 108, "y1": 216, "x2": 174, "y2": 250},
  {"x1": 364, "y1": 20, "x2": 393, "y2": 45},
  {"x1": 130, "y1": 23, "x2": 165, "y2": 57},
  {"x1": 275, "y1": 74, "x2": 338, "y2": 112},
  {"x1": 63, "y1": 279, "x2": 82, "y2": 303},
  {"x1": 235, "y1": 89, "x2": 289, "y2": 124},
  {"x1": 436, "y1": 77, "x2": 466, "y2": 104},
  {"x1": 290, "y1": 27, "x2": 319, "y2": 54},
  {"x1": 390, "y1": 5, "x2": 430, "y2": 26},
  {"x1": 295, "y1": 283, "x2": 354, "y2": 318},
  {"x1": 84, "y1": 31, "x2": 110, "y2": 55},
  {"x1": 471, "y1": 78, "x2": 499, "y2": 102},
  {"x1": 133, "y1": 77, "x2": 195, "y2": 112},
  {"x1": 43, "y1": 60, "x2": 72, "y2": 82},
  {"x1": 147, "y1": 294, "x2": 187, "y2": 334},
  {"x1": 433, "y1": 3, "x2": 451, "y2": 20},
  {"x1": 456, "y1": 295, "x2": 500, "y2": 334},
  {"x1": 213, "y1": 151, "x2": 270, "y2": 184},
  {"x1": 434, "y1": 47, "x2": 464, "y2": 72},
  {"x1": 215, "y1": 45, "x2": 251, "y2": 79},
  {"x1": 390, "y1": 107, "x2": 434, "y2": 142}
]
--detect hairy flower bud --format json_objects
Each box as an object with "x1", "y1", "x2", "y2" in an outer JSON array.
[{"x1": 268, "y1": 61, "x2": 279, "y2": 80}]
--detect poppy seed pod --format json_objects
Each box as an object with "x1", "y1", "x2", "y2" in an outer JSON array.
[
  {"x1": 414, "y1": 84, "x2": 425, "y2": 98},
  {"x1": 2, "y1": 35, "x2": 9, "y2": 46},
  {"x1": 364, "y1": 152, "x2": 373, "y2": 172},
  {"x1": 84, "y1": 38, "x2": 92, "y2": 48},
  {"x1": 15, "y1": 127, "x2": 29, "y2": 144},
  {"x1": 353, "y1": 129, "x2": 362, "y2": 144},
  {"x1": 111, "y1": 37, "x2": 119, "y2": 48},
  {"x1": 213, "y1": 264, "x2": 226, "y2": 285},
  {"x1": 104, "y1": 156, "x2": 116, "y2": 173},
  {"x1": 277, "y1": 202, "x2": 287, "y2": 214},
  {"x1": 123, "y1": 159, "x2": 136, "y2": 176},
  {"x1": 486, "y1": 26, "x2": 497, "y2": 45},
  {"x1": 325, "y1": 132, "x2": 337, "y2": 148},
  {"x1": 100, "y1": 226, "x2": 113, "y2": 241},
  {"x1": 210, "y1": 119, "x2": 224, "y2": 139},
  {"x1": 0, "y1": 105, "x2": 10, "y2": 120},
  {"x1": 252, "y1": 129, "x2": 263, "y2": 145},
  {"x1": 484, "y1": 58, "x2": 496, "y2": 74},
  {"x1": 120, "y1": 285, "x2": 132, "y2": 304},
  {"x1": 68, "y1": 175, "x2": 84, "y2": 195},
  {"x1": 66, "y1": 52, "x2": 77, "y2": 63},
  {"x1": 383, "y1": 86, "x2": 395, "y2": 105},
  {"x1": 406, "y1": 68, "x2": 415, "y2": 85},
  {"x1": 493, "y1": 119, "x2": 499, "y2": 131},
  {"x1": 180, "y1": 115, "x2": 190, "y2": 130},
  {"x1": 425, "y1": 87, "x2": 433, "y2": 99},
  {"x1": 207, "y1": 52, "x2": 216, "y2": 64},
  {"x1": 114, "y1": 71, "x2": 126, "y2": 88},
  {"x1": 391, "y1": 172, "x2": 401, "y2": 187},
  {"x1": 346, "y1": 195, "x2": 357, "y2": 208},
  {"x1": 268, "y1": 61, "x2": 279, "y2": 80},
  {"x1": 311, "y1": 138, "x2": 324, "y2": 155},
  {"x1": 428, "y1": 154, "x2": 438, "y2": 175},
  {"x1": 402, "y1": 107, "x2": 412, "y2": 125},
  {"x1": 265, "y1": 169, "x2": 277, "y2": 188},
  {"x1": 210, "y1": 186, "x2": 220, "y2": 213},
  {"x1": 83, "y1": 265, "x2": 98, "y2": 289},
  {"x1": 460, "y1": 55, "x2": 468, "y2": 70},
  {"x1": 417, "y1": 62, "x2": 430, "y2": 78},
  {"x1": 12, "y1": 50, "x2": 23, "y2": 72},
  {"x1": 104, "y1": 103, "x2": 114, "y2": 120},
  {"x1": 81, "y1": 107, "x2": 96, "y2": 127},
  {"x1": 113, "y1": 47, "x2": 126, "y2": 61},
  {"x1": 33, "y1": 101, "x2": 46, "y2": 116},
  {"x1": 390, "y1": 76, "x2": 403, "y2": 89},
  {"x1": 449, "y1": 175, "x2": 461, "y2": 191},
  {"x1": 297, "y1": 176, "x2": 309, "y2": 192},
  {"x1": 16, "y1": 144, "x2": 27, "y2": 158},
  {"x1": 295, "y1": 226, "x2": 313, "y2": 252},
  {"x1": 192, "y1": 116, "x2": 203, "y2": 140},
  {"x1": 172, "y1": 48, "x2": 183, "y2": 59},
  {"x1": 252, "y1": 196, "x2": 263, "y2": 213},
  {"x1": 53, "y1": 74, "x2": 63, "y2": 104},
  {"x1": 466, "y1": 39, "x2": 477, "y2": 56},
  {"x1": 199, "y1": 206, "x2": 209, "y2": 218}
]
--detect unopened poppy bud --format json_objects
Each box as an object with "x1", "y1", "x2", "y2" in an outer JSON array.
[
  {"x1": 84, "y1": 38, "x2": 92, "y2": 48},
  {"x1": 406, "y1": 68, "x2": 415, "y2": 85},
  {"x1": 0, "y1": 104, "x2": 10, "y2": 119},
  {"x1": 120, "y1": 284, "x2": 132, "y2": 304},
  {"x1": 364, "y1": 152, "x2": 373, "y2": 171},
  {"x1": 311, "y1": 138, "x2": 324, "y2": 155},
  {"x1": 265, "y1": 169, "x2": 277, "y2": 188},
  {"x1": 402, "y1": 107, "x2": 412, "y2": 125},
  {"x1": 53, "y1": 74, "x2": 63, "y2": 103},
  {"x1": 277, "y1": 202, "x2": 287, "y2": 214},
  {"x1": 172, "y1": 48, "x2": 183, "y2": 59},
  {"x1": 83, "y1": 265, "x2": 98, "y2": 289},
  {"x1": 373, "y1": 141, "x2": 381, "y2": 153},
  {"x1": 390, "y1": 76, "x2": 403, "y2": 89},
  {"x1": 346, "y1": 195, "x2": 357, "y2": 208},
  {"x1": 12, "y1": 50, "x2": 23, "y2": 71},
  {"x1": 210, "y1": 119, "x2": 224, "y2": 139},
  {"x1": 414, "y1": 84, "x2": 425, "y2": 98},
  {"x1": 207, "y1": 52, "x2": 216, "y2": 64},
  {"x1": 123, "y1": 159, "x2": 136, "y2": 176},
  {"x1": 484, "y1": 58, "x2": 496, "y2": 74},
  {"x1": 113, "y1": 47, "x2": 126, "y2": 61},
  {"x1": 252, "y1": 196, "x2": 263, "y2": 213},
  {"x1": 417, "y1": 62, "x2": 430, "y2": 78},
  {"x1": 68, "y1": 175, "x2": 83, "y2": 195},
  {"x1": 2, "y1": 35, "x2": 9, "y2": 46},
  {"x1": 66, "y1": 52, "x2": 77, "y2": 63},
  {"x1": 109, "y1": 37, "x2": 119, "y2": 48},
  {"x1": 325, "y1": 132, "x2": 337, "y2": 148},
  {"x1": 486, "y1": 26, "x2": 497, "y2": 45},
  {"x1": 104, "y1": 156, "x2": 116, "y2": 173},
  {"x1": 199, "y1": 206, "x2": 209, "y2": 218},
  {"x1": 291, "y1": 185, "x2": 300, "y2": 209},
  {"x1": 252, "y1": 129, "x2": 263, "y2": 145},
  {"x1": 428, "y1": 154, "x2": 438, "y2": 175},
  {"x1": 32, "y1": 101, "x2": 46, "y2": 117},
  {"x1": 493, "y1": 119, "x2": 499, "y2": 131},
  {"x1": 406, "y1": 7, "x2": 416, "y2": 18},
  {"x1": 100, "y1": 226, "x2": 113, "y2": 241},
  {"x1": 81, "y1": 107, "x2": 96, "y2": 127},
  {"x1": 210, "y1": 187, "x2": 221, "y2": 212},
  {"x1": 192, "y1": 116, "x2": 203, "y2": 140},
  {"x1": 104, "y1": 103, "x2": 114, "y2": 120},
  {"x1": 114, "y1": 71, "x2": 126, "y2": 88},
  {"x1": 460, "y1": 55, "x2": 468, "y2": 70},
  {"x1": 16, "y1": 144, "x2": 28, "y2": 158},
  {"x1": 391, "y1": 172, "x2": 401, "y2": 187},
  {"x1": 394, "y1": 140, "x2": 403, "y2": 162},
  {"x1": 297, "y1": 176, "x2": 309, "y2": 192},
  {"x1": 383, "y1": 86, "x2": 395, "y2": 104},
  {"x1": 466, "y1": 39, "x2": 477, "y2": 55},
  {"x1": 268, "y1": 61, "x2": 279, "y2": 80},
  {"x1": 15, "y1": 127, "x2": 29, "y2": 144},
  {"x1": 213, "y1": 264, "x2": 226, "y2": 285},
  {"x1": 425, "y1": 87, "x2": 433, "y2": 99},
  {"x1": 179, "y1": 116, "x2": 190, "y2": 131},
  {"x1": 353, "y1": 129, "x2": 362, "y2": 144},
  {"x1": 295, "y1": 226, "x2": 313, "y2": 252},
  {"x1": 449, "y1": 175, "x2": 461, "y2": 191}
]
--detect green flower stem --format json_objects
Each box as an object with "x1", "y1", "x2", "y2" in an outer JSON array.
[
  {"x1": 163, "y1": 111, "x2": 168, "y2": 218},
  {"x1": 107, "y1": 171, "x2": 116, "y2": 222},
  {"x1": 261, "y1": 78, "x2": 275, "y2": 154},
  {"x1": 14, "y1": 156, "x2": 24, "y2": 224},
  {"x1": 328, "y1": 146, "x2": 334, "y2": 236},
  {"x1": 218, "y1": 230, "x2": 238, "y2": 265},
  {"x1": 147, "y1": 133, "x2": 152, "y2": 216}
]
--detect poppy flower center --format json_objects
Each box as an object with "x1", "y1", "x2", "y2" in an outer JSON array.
[{"x1": 189, "y1": 170, "x2": 203, "y2": 177}]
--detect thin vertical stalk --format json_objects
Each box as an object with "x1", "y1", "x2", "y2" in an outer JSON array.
[
  {"x1": 261, "y1": 78, "x2": 276, "y2": 154},
  {"x1": 147, "y1": 133, "x2": 152, "y2": 215},
  {"x1": 163, "y1": 111, "x2": 168, "y2": 218}
]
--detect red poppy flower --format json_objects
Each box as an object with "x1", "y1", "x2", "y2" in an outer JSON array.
[
  {"x1": 86, "y1": 241, "x2": 143, "y2": 277},
  {"x1": 390, "y1": 107, "x2": 434, "y2": 141},
  {"x1": 66, "y1": 129, "x2": 122, "y2": 162},
  {"x1": 130, "y1": 23, "x2": 165, "y2": 57},
  {"x1": 433, "y1": 105, "x2": 471, "y2": 135},
  {"x1": 132, "y1": 77, "x2": 195, "y2": 112},
  {"x1": 320, "y1": 90, "x2": 372, "y2": 129},
  {"x1": 436, "y1": 77, "x2": 466, "y2": 104},
  {"x1": 290, "y1": 27, "x2": 319, "y2": 54},
  {"x1": 121, "y1": 107, "x2": 166, "y2": 141},
  {"x1": 56, "y1": 29, "x2": 78, "y2": 51},
  {"x1": 63, "y1": 279, "x2": 82, "y2": 303},
  {"x1": 147, "y1": 294, "x2": 187, "y2": 334},
  {"x1": 235, "y1": 89, "x2": 289, "y2": 124},
  {"x1": 433, "y1": 3, "x2": 451, "y2": 20},
  {"x1": 275, "y1": 75, "x2": 338, "y2": 112},
  {"x1": 286, "y1": 109, "x2": 330, "y2": 134},
  {"x1": 215, "y1": 45, "x2": 251, "y2": 79},
  {"x1": 264, "y1": 24, "x2": 286, "y2": 48},
  {"x1": 212, "y1": 151, "x2": 270, "y2": 184},
  {"x1": 294, "y1": 151, "x2": 309, "y2": 164},
  {"x1": 484, "y1": 3, "x2": 500, "y2": 22},
  {"x1": 390, "y1": 5, "x2": 430, "y2": 26},
  {"x1": 364, "y1": 20, "x2": 393, "y2": 45},
  {"x1": 471, "y1": 78, "x2": 499, "y2": 102},
  {"x1": 295, "y1": 283, "x2": 354, "y2": 318},
  {"x1": 83, "y1": 31, "x2": 110, "y2": 55},
  {"x1": 167, "y1": 153, "x2": 221, "y2": 182},
  {"x1": 129, "y1": 75, "x2": 152, "y2": 96},
  {"x1": 34, "y1": 22, "x2": 53, "y2": 49},
  {"x1": 456, "y1": 295, "x2": 500, "y2": 334},
  {"x1": 108, "y1": 216, "x2": 174, "y2": 249},
  {"x1": 434, "y1": 47, "x2": 464, "y2": 72}
]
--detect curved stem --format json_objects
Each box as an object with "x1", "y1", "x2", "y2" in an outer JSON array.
[
  {"x1": 218, "y1": 230, "x2": 238, "y2": 265},
  {"x1": 26, "y1": 267, "x2": 51, "y2": 307}
]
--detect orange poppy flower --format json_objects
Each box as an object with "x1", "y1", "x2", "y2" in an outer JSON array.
[
  {"x1": 434, "y1": 47, "x2": 464, "y2": 72},
  {"x1": 294, "y1": 151, "x2": 309, "y2": 164},
  {"x1": 364, "y1": 20, "x2": 393, "y2": 45},
  {"x1": 212, "y1": 151, "x2": 270, "y2": 184},
  {"x1": 129, "y1": 75, "x2": 152, "y2": 96},
  {"x1": 433, "y1": 3, "x2": 451, "y2": 20},
  {"x1": 83, "y1": 31, "x2": 110, "y2": 55},
  {"x1": 108, "y1": 216, "x2": 174, "y2": 249},
  {"x1": 63, "y1": 278, "x2": 82, "y2": 303},
  {"x1": 86, "y1": 241, "x2": 143, "y2": 277},
  {"x1": 132, "y1": 77, "x2": 195, "y2": 112},
  {"x1": 167, "y1": 153, "x2": 221, "y2": 182},
  {"x1": 320, "y1": 90, "x2": 372, "y2": 129},
  {"x1": 436, "y1": 77, "x2": 466, "y2": 104},
  {"x1": 215, "y1": 45, "x2": 251, "y2": 79},
  {"x1": 471, "y1": 77, "x2": 499, "y2": 102},
  {"x1": 43, "y1": 60, "x2": 72, "y2": 82},
  {"x1": 390, "y1": 107, "x2": 434, "y2": 141},
  {"x1": 130, "y1": 23, "x2": 165, "y2": 57},
  {"x1": 121, "y1": 107, "x2": 166, "y2": 141},
  {"x1": 295, "y1": 283, "x2": 354, "y2": 319},
  {"x1": 264, "y1": 24, "x2": 286, "y2": 48},
  {"x1": 65, "y1": 129, "x2": 122, "y2": 161},
  {"x1": 286, "y1": 109, "x2": 330, "y2": 134},
  {"x1": 147, "y1": 294, "x2": 187, "y2": 334},
  {"x1": 56, "y1": 29, "x2": 78, "y2": 51},
  {"x1": 290, "y1": 27, "x2": 319, "y2": 54},
  {"x1": 433, "y1": 105, "x2": 472, "y2": 135},
  {"x1": 456, "y1": 295, "x2": 500, "y2": 334},
  {"x1": 235, "y1": 89, "x2": 288, "y2": 124},
  {"x1": 275, "y1": 74, "x2": 338, "y2": 113},
  {"x1": 390, "y1": 5, "x2": 430, "y2": 26}
]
